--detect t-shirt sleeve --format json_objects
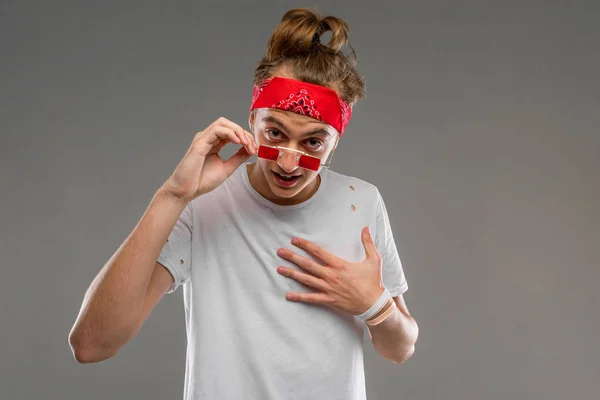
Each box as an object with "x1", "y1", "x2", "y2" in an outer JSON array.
[
  {"x1": 157, "y1": 201, "x2": 193, "y2": 294},
  {"x1": 374, "y1": 190, "x2": 409, "y2": 297}
]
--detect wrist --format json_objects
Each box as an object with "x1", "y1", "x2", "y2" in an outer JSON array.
[
  {"x1": 362, "y1": 286, "x2": 386, "y2": 311},
  {"x1": 356, "y1": 287, "x2": 390, "y2": 322},
  {"x1": 365, "y1": 298, "x2": 396, "y2": 326}
]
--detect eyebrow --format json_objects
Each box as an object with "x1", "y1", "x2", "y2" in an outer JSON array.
[{"x1": 261, "y1": 115, "x2": 332, "y2": 138}]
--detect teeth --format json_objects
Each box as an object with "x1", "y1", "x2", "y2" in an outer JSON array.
[{"x1": 276, "y1": 172, "x2": 297, "y2": 180}]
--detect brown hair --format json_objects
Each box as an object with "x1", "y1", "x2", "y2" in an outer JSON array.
[{"x1": 254, "y1": 8, "x2": 365, "y2": 105}]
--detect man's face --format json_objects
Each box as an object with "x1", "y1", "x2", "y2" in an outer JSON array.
[{"x1": 249, "y1": 108, "x2": 339, "y2": 201}]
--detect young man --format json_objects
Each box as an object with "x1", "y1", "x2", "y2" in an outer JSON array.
[{"x1": 69, "y1": 8, "x2": 418, "y2": 400}]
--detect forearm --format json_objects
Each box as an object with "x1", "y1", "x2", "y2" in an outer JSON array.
[
  {"x1": 69, "y1": 188, "x2": 188, "y2": 353},
  {"x1": 367, "y1": 302, "x2": 419, "y2": 364}
]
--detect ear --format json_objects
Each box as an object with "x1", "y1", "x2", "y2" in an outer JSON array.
[{"x1": 248, "y1": 109, "x2": 255, "y2": 131}]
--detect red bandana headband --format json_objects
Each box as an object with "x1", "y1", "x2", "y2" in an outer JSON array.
[{"x1": 250, "y1": 76, "x2": 352, "y2": 136}]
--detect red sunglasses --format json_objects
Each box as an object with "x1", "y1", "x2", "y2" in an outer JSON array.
[{"x1": 257, "y1": 145, "x2": 323, "y2": 171}]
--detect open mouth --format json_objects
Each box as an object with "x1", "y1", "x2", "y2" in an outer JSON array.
[{"x1": 272, "y1": 171, "x2": 301, "y2": 187}]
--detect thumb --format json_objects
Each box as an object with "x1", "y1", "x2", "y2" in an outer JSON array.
[
  {"x1": 361, "y1": 226, "x2": 380, "y2": 261},
  {"x1": 223, "y1": 146, "x2": 252, "y2": 177}
]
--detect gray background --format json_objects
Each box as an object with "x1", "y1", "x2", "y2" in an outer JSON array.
[{"x1": 1, "y1": 0, "x2": 598, "y2": 399}]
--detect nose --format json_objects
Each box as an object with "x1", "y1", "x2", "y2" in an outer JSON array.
[{"x1": 277, "y1": 150, "x2": 299, "y2": 173}]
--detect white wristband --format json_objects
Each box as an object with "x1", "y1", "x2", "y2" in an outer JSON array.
[{"x1": 356, "y1": 288, "x2": 391, "y2": 321}]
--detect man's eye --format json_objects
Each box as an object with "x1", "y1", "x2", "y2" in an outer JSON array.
[
  {"x1": 265, "y1": 129, "x2": 282, "y2": 139},
  {"x1": 307, "y1": 138, "x2": 323, "y2": 149}
]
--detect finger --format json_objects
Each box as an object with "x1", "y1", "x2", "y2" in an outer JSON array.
[
  {"x1": 243, "y1": 130, "x2": 258, "y2": 153},
  {"x1": 216, "y1": 118, "x2": 256, "y2": 154},
  {"x1": 209, "y1": 125, "x2": 241, "y2": 146},
  {"x1": 192, "y1": 127, "x2": 239, "y2": 156},
  {"x1": 214, "y1": 117, "x2": 245, "y2": 142},
  {"x1": 361, "y1": 226, "x2": 381, "y2": 261},
  {"x1": 285, "y1": 291, "x2": 334, "y2": 304},
  {"x1": 209, "y1": 126, "x2": 256, "y2": 158},
  {"x1": 222, "y1": 145, "x2": 252, "y2": 176},
  {"x1": 289, "y1": 238, "x2": 338, "y2": 267},
  {"x1": 277, "y1": 248, "x2": 327, "y2": 277},
  {"x1": 277, "y1": 266, "x2": 328, "y2": 292},
  {"x1": 223, "y1": 120, "x2": 257, "y2": 155},
  {"x1": 231, "y1": 127, "x2": 256, "y2": 155}
]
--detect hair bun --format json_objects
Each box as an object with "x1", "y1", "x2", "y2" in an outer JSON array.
[
  {"x1": 265, "y1": 8, "x2": 350, "y2": 60},
  {"x1": 313, "y1": 16, "x2": 350, "y2": 53},
  {"x1": 255, "y1": 8, "x2": 365, "y2": 106}
]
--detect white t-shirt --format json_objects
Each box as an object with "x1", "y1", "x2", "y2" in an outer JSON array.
[{"x1": 157, "y1": 162, "x2": 408, "y2": 400}]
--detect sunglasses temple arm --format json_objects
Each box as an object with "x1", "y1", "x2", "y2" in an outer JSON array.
[{"x1": 322, "y1": 147, "x2": 336, "y2": 168}]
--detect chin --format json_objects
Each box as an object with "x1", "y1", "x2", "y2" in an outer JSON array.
[{"x1": 272, "y1": 187, "x2": 304, "y2": 198}]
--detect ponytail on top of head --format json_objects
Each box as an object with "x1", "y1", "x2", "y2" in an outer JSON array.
[{"x1": 254, "y1": 8, "x2": 365, "y2": 106}]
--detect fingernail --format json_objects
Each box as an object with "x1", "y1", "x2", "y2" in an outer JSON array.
[
  {"x1": 291, "y1": 238, "x2": 299, "y2": 245},
  {"x1": 277, "y1": 249, "x2": 285, "y2": 257}
]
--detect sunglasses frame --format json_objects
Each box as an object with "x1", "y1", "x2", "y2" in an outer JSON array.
[{"x1": 257, "y1": 144, "x2": 335, "y2": 171}]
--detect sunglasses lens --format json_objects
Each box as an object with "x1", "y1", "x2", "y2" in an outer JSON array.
[
  {"x1": 298, "y1": 155, "x2": 320, "y2": 171},
  {"x1": 257, "y1": 145, "x2": 279, "y2": 161}
]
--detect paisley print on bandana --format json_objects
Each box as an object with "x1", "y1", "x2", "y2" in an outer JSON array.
[{"x1": 272, "y1": 89, "x2": 323, "y2": 121}]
